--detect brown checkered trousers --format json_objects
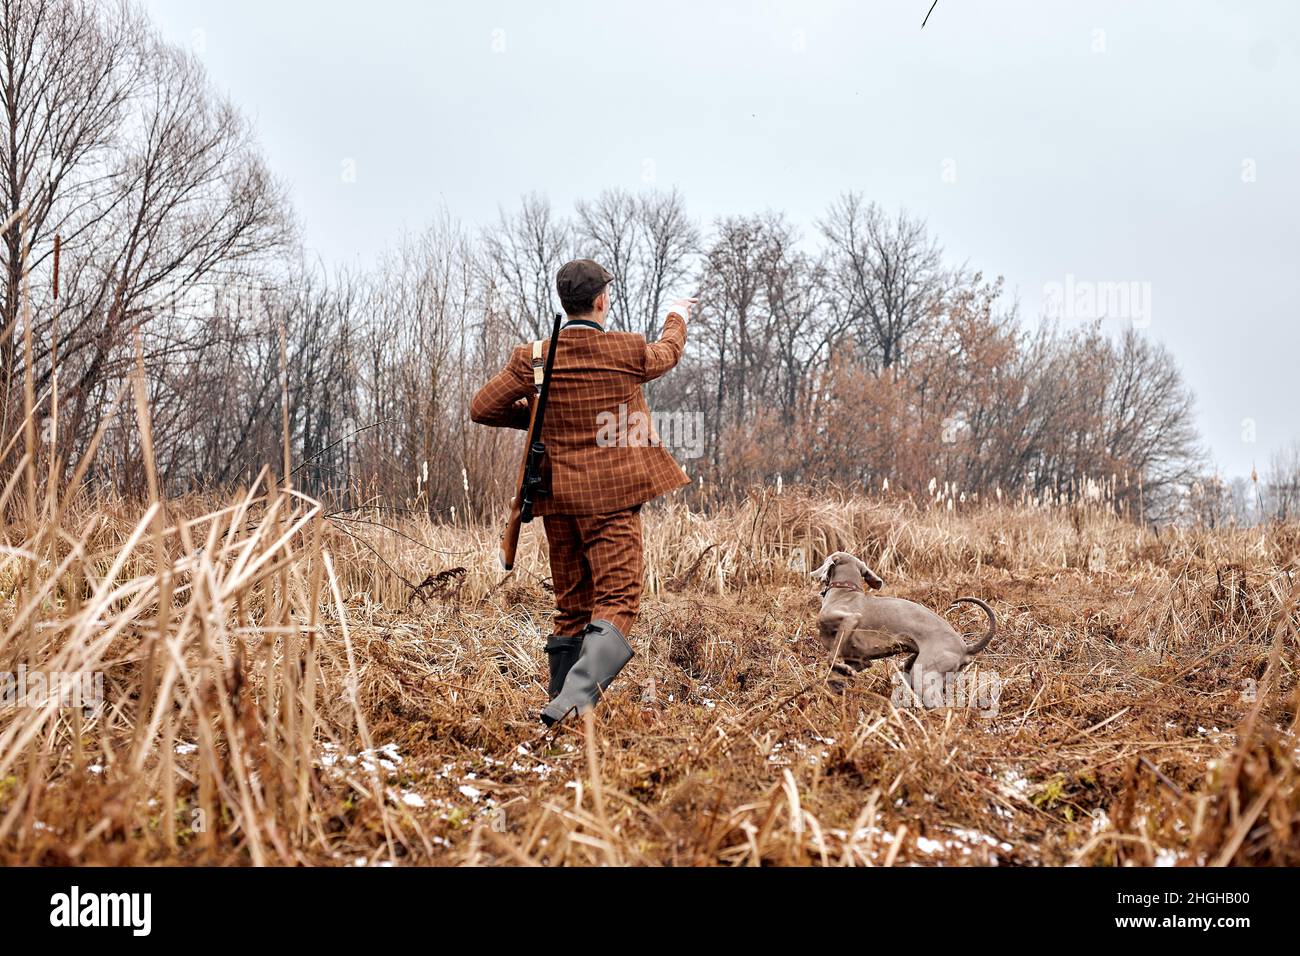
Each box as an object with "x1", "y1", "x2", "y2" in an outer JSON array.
[{"x1": 470, "y1": 311, "x2": 691, "y2": 638}]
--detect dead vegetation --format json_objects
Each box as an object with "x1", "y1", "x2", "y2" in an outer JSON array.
[
  {"x1": 0, "y1": 239, "x2": 1295, "y2": 864},
  {"x1": 1, "y1": 472, "x2": 1297, "y2": 866}
]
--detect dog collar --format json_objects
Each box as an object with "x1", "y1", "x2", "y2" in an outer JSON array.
[{"x1": 824, "y1": 580, "x2": 863, "y2": 594}]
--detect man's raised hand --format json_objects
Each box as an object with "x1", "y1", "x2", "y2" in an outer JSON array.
[{"x1": 666, "y1": 297, "x2": 699, "y2": 321}]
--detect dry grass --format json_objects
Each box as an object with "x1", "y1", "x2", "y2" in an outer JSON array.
[
  {"x1": 4, "y1": 217, "x2": 1295, "y2": 869},
  {"x1": 1, "y1": 475, "x2": 1297, "y2": 866}
]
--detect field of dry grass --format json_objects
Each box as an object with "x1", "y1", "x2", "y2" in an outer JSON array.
[{"x1": 1, "y1": 472, "x2": 1297, "y2": 867}]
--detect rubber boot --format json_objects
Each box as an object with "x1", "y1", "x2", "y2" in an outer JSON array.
[
  {"x1": 540, "y1": 620, "x2": 633, "y2": 726},
  {"x1": 544, "y1": 634, "x2": 584, "y2": 700}
]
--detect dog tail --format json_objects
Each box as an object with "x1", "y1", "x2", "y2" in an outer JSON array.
[{"x1": 950, "y1": 597, "x2": 996, "y2": 656}]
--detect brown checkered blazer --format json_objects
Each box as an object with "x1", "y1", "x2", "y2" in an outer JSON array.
[{"x1": 470, "y1": 313, "x2": 691, "y2": 516}]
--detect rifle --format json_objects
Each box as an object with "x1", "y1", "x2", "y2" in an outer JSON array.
[{"x1": 498, "y1": 312, "x2": 563, "y2": 571}]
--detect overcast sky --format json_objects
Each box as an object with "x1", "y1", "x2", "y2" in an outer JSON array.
[{"x1": 142, "y1": 0, "x2": 1299, "y2": 479}]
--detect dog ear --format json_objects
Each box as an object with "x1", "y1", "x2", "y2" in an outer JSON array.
[
  {"x1": 810, "y1": 554, "x2": 834, "y2": 583},
  {"x1": 855, "y1": 556, "x2": 884, "y2": 590}
]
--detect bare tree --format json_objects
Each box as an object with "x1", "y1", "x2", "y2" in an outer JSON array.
[
  {"x1": 1097, "y1": 328, "x2": 1203, "y2": 515},
  {"x1": 1, "y1": 0, "x2": 142, "y2": 442},
  {"x1": 575, "y1": 187, "x2": 697, "y2": 338},
  {"x1": 575, "y1": 188, "x2": 640, "y2": 331},
  {"x1": 1264, "y1": 441, "x2": 1300, "y2": 521},
  {"x1": 1, "y1": 0, "x2": 288, "y2": 477},
  {"x1": 819, "y1": 193, "x2": 948, "y2": 370},
  {"x1": 482, "y1": 193, "x2": 569, "y2": 341},
  {"x1": 694, "y1": 214, "x2": 778, "y2": 457}
]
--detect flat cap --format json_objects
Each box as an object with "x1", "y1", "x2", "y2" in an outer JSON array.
[{"x1": 556, "y1": 259, "x2": 614, "y2": 303}]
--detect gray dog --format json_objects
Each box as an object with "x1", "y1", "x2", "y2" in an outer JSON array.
[{"x1": 810, "y1": 552, "x2": 996, "y2": 700}]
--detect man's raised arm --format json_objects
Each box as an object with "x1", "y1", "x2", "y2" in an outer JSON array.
[
  {"x1": 470, "y1": 348, "x2": 533, "y2": 429},
  {"x1": 641, "y1": 297, "x2": 697, "y2": 382}
]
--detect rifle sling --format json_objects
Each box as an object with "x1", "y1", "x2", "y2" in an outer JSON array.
[
  {"x1": 531, "y1": 339, "x2": 545, "y2": 387},
  {"x1": 520, "y1": 315, "x2": 563, "y2": 515}
]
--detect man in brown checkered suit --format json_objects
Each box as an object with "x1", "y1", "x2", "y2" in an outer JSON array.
[{"x1": 470, "y1": 259, "x2": 695, "y2": 725}]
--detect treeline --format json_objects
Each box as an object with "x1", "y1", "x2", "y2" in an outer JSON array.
[{"x1": 5, "y1": 0, "x2": 1275, "y2": 526}]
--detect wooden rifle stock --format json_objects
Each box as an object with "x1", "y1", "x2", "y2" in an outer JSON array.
[
  {"x1": 498, "y1": 398, "x2": 538, "y2": 570},
  {"x1": 498, "y1": 312, "x2": 563, "y2": 571}
]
